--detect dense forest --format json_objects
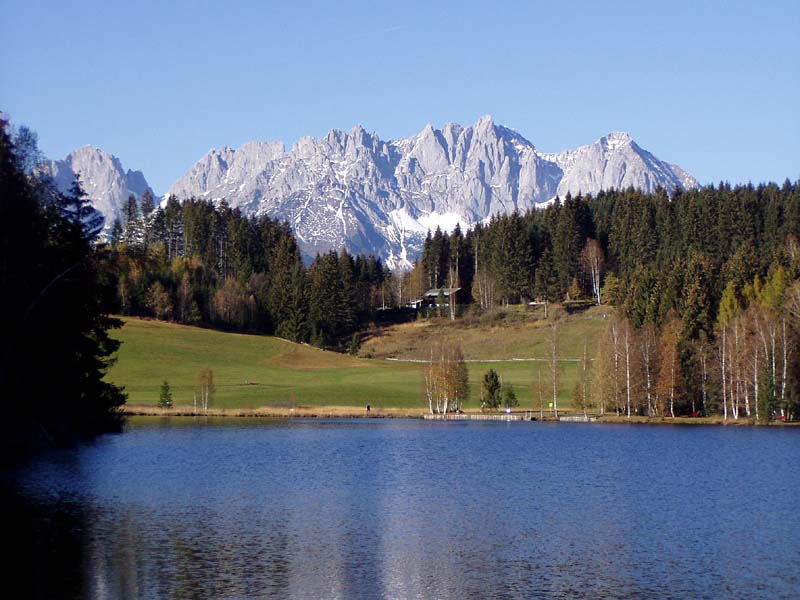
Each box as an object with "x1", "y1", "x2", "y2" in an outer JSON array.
[
  {"x1": 109, "y1": 179, "x2": 800, "y2": 421},
  {"x1": 414, "y1": 185, "x2": 800, "y2": 421},
  {"x1": 110, "y1": 194, "x2": 390, "y2": 349},
  {"x1": 0, "y1": 115, "x2": 795, "y2": 432},
  {"x1": 0, "y1": 121, "x2": 125, "y2": 458}
]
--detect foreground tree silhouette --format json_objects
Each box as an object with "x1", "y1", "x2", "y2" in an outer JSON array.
[{"x1": 0, "y1": 120, "x2": 126, "y2": 458}]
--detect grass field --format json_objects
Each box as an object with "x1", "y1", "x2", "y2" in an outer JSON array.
[
  {"x1": 107, "y1": 307, "x2": 612, "y2": 411},
  {"x1": 360, "y1": 304, "x2": 612, "y2": 361},
  {"x1": 361, "y1": 304, "x2": 612, "y2": 409},
  {"x1": 107, "y1": 318, "x2": 422, "y2": 409}
]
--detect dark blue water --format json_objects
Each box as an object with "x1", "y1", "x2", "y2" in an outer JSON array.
[{"x1": 7, "y1": 419, "x2": 800, "y2": 599}]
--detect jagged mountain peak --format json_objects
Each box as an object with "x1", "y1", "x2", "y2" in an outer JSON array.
[
  {"x1": 420, "y1": 122, "x2": 436, "y2": 133},
  {"x1": 162, "y1": 120, "x2": 697, "y2": 266},
  {"x1": 164, "y1": 119, "x2": 695, "y2": 268},
  {"x1": 598, "y1": 131, "x2": 633, "y2": 151},
  {"x1": 602, "y1": 130, "x2": 632, "y2": 141},
  {"x1": 542, "y1": 130, "x2": 698, "y2": 199},
  {"x1": 39, "y1": 146, "x2": 154, "y2": 228},
  {"x1": 54, "y1": 120, "x2": 696, "y2": 269}
]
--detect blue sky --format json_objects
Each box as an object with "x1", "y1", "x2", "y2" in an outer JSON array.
[{"x1": 2, "y1": 0, "x2": 798, "y2": 193}]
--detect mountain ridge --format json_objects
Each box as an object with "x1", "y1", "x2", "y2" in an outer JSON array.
[
  {"x1": 44, "y1": 118, "x2": 697, "y2": 267},
  {"x1": 40, "y1": 145, "x2": 155, "y2": 228}
]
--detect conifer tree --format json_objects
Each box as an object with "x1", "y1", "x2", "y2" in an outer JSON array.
[
  {"x1": 159, "y1": 380, "x2": 173, "y2": 408},
  {"x1": 0, "y1": 119, "x2": 126, "y2": 456},
  {"x1": 481, "y1": 368, "x2": 502, "y2": 411},
  {"x1": 140, "y1": 190, "x2": 156, "y2": 216},
  {"x1": 123, "y1": 194, "x2": 139, "y2": 225},
  {"x1": 502, "y1": 384, "x2": 518, "y2": 410}
]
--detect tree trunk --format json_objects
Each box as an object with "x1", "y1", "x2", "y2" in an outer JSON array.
[
  {"x1": 582, "y1": 341, "x2": 589, "y2": 419},
  {"x1": 700, "y1": 348, "x2": 708, "y2": 416},
  {"x1": 624, "y1": 326, "x2": 631, "y2": 420},
  {"x1": 720, "y1": 329, "x2": 727, "y2": 421},
  {"x1": 780, "y1": 317, "x2": 789, "y2": 408},
  {"x1": 549, "y1": 322, "x2": 559, "y2": 419},
  {"x1": 753, "y1": 350, "x2": 759, "y2": 422},
  {"x1": 538, "y1": 369, "x2": 544, "y2": 420},
  {"x1": 669, "y1": 351, "x2": 675, "y2": 418}
]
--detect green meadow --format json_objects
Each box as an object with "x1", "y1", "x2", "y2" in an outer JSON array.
[{"x1": 107, "y1": 309, "x2": 610, "y2": 411}]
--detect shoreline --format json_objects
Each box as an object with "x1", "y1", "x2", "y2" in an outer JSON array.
[
  {"x1": 121, "y1": 405, "x2": 798, "y2": 426},
  {"x1": 121, "y1": 404, "x2": 428, "y2": 419}
]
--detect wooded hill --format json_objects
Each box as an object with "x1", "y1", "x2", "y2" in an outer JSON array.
[{"x1": 111, "y1": 181, "x2": 800, "y2": 420}]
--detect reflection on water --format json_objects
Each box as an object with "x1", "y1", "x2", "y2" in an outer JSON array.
[{"x1": 6, "y1": 418, "x2": 800, "y2": 599}]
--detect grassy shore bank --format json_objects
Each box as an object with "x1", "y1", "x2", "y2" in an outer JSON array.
[
  {"x1": 121, "y1": 404, "x2": 428, "y2": 418},
  {"x1": 120, "y1": 404, "x2": 798, "y2": 426},
  {"x1": 106, "y1": 316, "x2": 797, "y2": 426},
  {"x1": 107, "y1": 311, "x2": 609, "y2": 410}
]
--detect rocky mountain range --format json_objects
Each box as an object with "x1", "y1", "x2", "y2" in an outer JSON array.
[
  {"x1": 44, "y1": 117, "x2": 697, "y2": 267},
  {"x1": 40, "y1": 146, "x2": 154, "y2": 228}
]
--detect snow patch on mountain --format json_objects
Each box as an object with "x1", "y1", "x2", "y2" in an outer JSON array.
[
  {"x1": 50, "y1": 119, "x2": 697, "y2": 267},
  {"x1": 166, "y1": 118, "x2": 696, "y2": 264}
]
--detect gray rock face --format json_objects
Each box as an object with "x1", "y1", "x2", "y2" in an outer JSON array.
[
  {"x1": 541, "y1": 132, "x2": 697, "y2": 198},
  {"x1": 40, "y1": 146, "x2": 155, "y2": 227},
  {"x1": 50, "y1": 119, "x2": 695, "y2": 267},
  {"x1": 168, "y1": 117, "x2": 696, "y2": 267}
]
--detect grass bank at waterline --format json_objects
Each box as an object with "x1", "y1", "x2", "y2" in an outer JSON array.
[
  {"x1": 106, "y1": 315, "x2": 607, "y2": 411},
  {"x1": 107, "y1": 318, "x2": 422, "y2": 409},
  {"x1": 105, "y1": 317, "x2": 799, "y2": 425},
  {"x1": 121, "y1": 404, "x2": 428, "y2": 418}
]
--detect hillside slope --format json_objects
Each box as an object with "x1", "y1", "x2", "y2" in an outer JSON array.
[
  {"x1": 107, "y1": 318, "x2": 420, "y2": 409},
  {"x1": 107, "y1": 310, "x2": 611, "y2": 411}
]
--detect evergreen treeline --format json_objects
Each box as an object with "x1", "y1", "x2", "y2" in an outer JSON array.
[
  {"x1": 0, "y1": 120, "x2": 126, "y2": 458},
  {"x1": 407, "y1": 185, "x2": 800, "y2": 420},
  {"x1": 410, "y1": 185, "x2": 799, "y2": 310},
  {"x1": 111, "y1": 172, "x2": 799, "y2": 420},
  {"x1": 111, "y1": 196, "x2": 390, "y2": 348}
]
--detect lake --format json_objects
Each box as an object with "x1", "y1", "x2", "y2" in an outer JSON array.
[{"x1": 5, "y1": 418, "x2": 800, "y2": 599}]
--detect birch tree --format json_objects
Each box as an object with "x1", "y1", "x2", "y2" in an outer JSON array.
[
  {"x1": 535, "y1": 364, "x2": 545, "y2": 419},
  {"x1": 580, "y1": 238, "x2": 605, "y2": 305},
  {"x1": 611, "y1": 317, "x2": 624, "y2": 415},
  {"x1": 695, "y1": 338, "x2": 711, "y2": 416},
  {"x1": 424, "y1": 342, "x2": 468, "y2": 413},
  {"x1": 639, "y1": 322, "x2": 658, "y2": 416},
  {"x1": 594, "y1": 318, "x2": 621, "y2": 416},
  {"x1": 656, "y1": 316, "x2": 681, "y2": 418},
  {"x1": 547, "y1": 311, "x2": 561, "y2": 418},
  {"x1": 195, "y1": 367, "x2": 215, "y2": 411},
  {"x1": 572, "y1": 340, "x2": 591, "y2": 418},
  {"x1": 448, "y1": 266, "x2": 459, "y2": 321},
  {"x1": 146, "y1": 281, "x2": 173, "y2": 321},
  {"x1": 717, "y1": 281, "x2": 742, "y2": 420},
  {"x1": 620, "y1": 317, "x2": 636, "y2": 420}
]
